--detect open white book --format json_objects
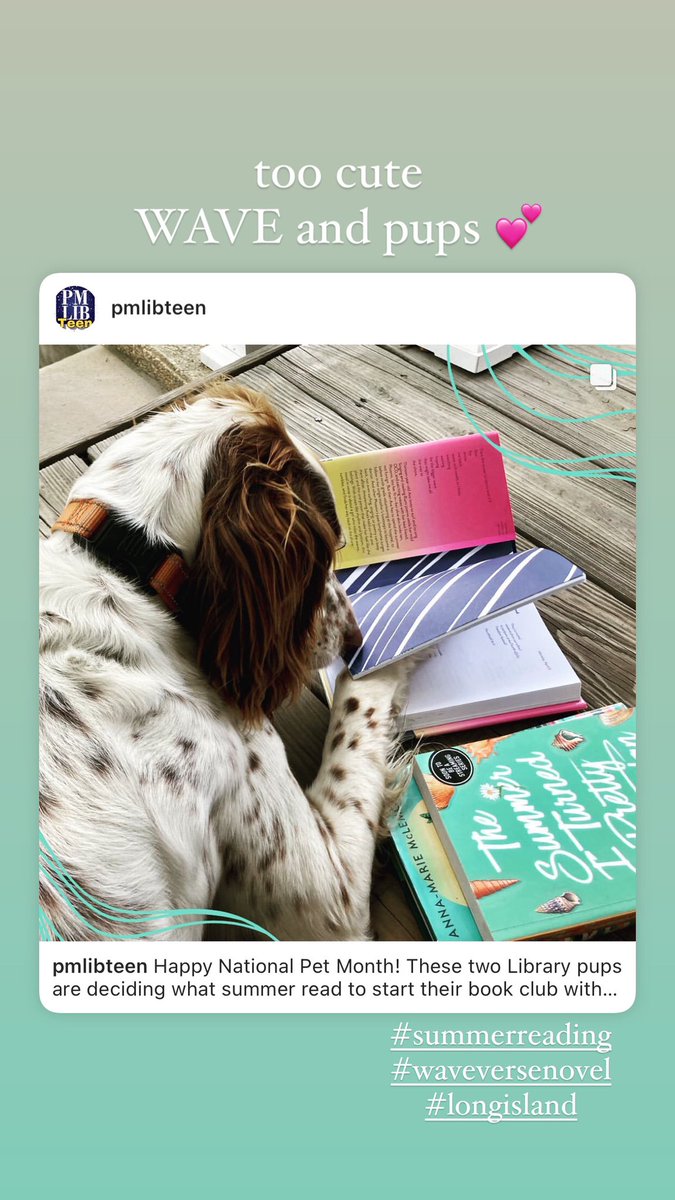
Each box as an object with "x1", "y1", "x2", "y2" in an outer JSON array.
[{"x1": 322, "y1": 604, "x2": 583, "y2": 735}]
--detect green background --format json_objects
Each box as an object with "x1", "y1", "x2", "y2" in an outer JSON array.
[{"x1": 2, "y1": 4, "x2": 670, "y2": 1195}]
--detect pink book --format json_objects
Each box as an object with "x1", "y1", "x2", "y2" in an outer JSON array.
[
  {"x1": 323, "y1": 433, "x2": 516, "y2": 570},
  {"x1": 414, "y1": 699, "x2": 588, "y2": 738}
]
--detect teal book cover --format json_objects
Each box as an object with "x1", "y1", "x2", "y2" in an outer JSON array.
[
  {"x1": 416, "y1": 707, "x2": 636, "y2": 940},
  {"x1": 390, "y1": 778, "x2": 481, "y2": 940}
]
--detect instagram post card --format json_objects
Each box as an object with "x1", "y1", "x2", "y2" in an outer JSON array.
[{"x1": 38, "y1": 275, "x2": 635, "y2": 1014}]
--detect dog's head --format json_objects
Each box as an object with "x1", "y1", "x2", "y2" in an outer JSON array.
[{"x1": 178, "y1": 385, "x2": 361, "y2": 722}]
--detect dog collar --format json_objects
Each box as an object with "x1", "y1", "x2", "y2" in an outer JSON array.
[{"x1": 52, "y1": 499, "x2": 189, "y2": 615}]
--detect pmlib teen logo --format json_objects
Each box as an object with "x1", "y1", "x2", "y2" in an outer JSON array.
[{"x1": 55, "y1": 286, "x2": 95, "y2": 329}]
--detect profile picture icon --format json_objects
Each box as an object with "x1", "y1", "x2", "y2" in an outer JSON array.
[{"x1": 55, "y1": 286, "x2": 95, "y2": 330}]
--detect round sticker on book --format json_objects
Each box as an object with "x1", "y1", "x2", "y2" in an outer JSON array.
[{"x1": 428, "y1": 748, "x2": 474, "y2": 786}]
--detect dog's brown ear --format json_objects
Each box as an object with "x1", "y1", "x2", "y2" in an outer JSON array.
[{"x1": 185, "y1": 412, "x2": 340, "y2": 724}]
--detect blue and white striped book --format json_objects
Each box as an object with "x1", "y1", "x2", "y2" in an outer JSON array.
[{"x1": 338, "y1": 545, "x2": 585, "y2": 678}]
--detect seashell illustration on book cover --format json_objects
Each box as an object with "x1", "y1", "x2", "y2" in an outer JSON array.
[
  {"x1": 536, "y1": 892, "x2": 582, "y2": 915},
  {"x1": 552, "y1": 729, "x2": 585, "y2": 752},
  {"x1": 471, "y1": 878, "x2": 520, "y2": 900},
  {"x1": 600, "y1": 706, "x2": 635, "y2": 727},
  {"x1": 423, "y1": 774, "x2": 454, "y2": 810},
  {"x1": 460, "y1": 737, "x2": 507, "y2": 763}
]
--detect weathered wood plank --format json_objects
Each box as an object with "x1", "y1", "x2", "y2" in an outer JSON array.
[
  {"x1": 385, "y1": 344, "x2": 636, "y2": 474},
  {"x1": 85, "y1": 430, "x2": 127, "y2": 461},
  {"x1": 373, "y1": 870, "x2": 424, "y2": 940},
  {"x1": 516, "y1": 537, "x2": 635, "y2": 708},
  {"x1": 394, "y1": 343, "x2": 637, "y2": 406},
  {"x1": 231, "y1": 362, "x2": 380, "y2": 458},
  {"x1": 371, "y1": 892, "x2": 420, "y2": 941},
  {"x1": 535, "y1": 344, "x2": 636, "y2": 396},
  {"x1": 345, "y1": 344, "x2": 636, "y2": 488},
  {"x1": 84, "y1": 359, "x2": 376, "y2": 465},
  {"x1": 537, "y1": 589, "x2": 635, "y2": 710},
  {"x1": 273, "y1": 687, "x2": 328, "y2": 789},
  {"x1": 271, "y1": 342, "x2": 637, "y2": 488},
  {"x1": 266, "y1": 346, "x2": 635, "y2": 605},
  {"x1": 39, "y1": 456, "x2": 88, "y2": 537}
]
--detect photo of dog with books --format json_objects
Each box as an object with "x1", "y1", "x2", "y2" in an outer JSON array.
[
  {"x1": 39, "y1": 343, "x2": 636, "y2": 942},
  {"x1": 40, "y1": 385, "x2": 414, "y2": 941}
]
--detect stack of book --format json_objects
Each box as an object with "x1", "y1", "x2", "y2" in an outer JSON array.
[
  {"x1": 321, "y1": 433, "x2": 586, "y2": 734},
  {"x1": 394, "y1": 705, "x2": 636, "y2": 940},
  {"x1": 320, "y1": 433, "x2": 636, "y2": 939}
]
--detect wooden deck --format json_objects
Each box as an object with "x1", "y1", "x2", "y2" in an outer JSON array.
[{"x1": 39, "y1": 344, "x2": 636, "y2": 940}]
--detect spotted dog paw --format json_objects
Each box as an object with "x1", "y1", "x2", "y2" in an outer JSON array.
[{"x1": 335, "y1": 659, "x2": 413, "y2": 736}]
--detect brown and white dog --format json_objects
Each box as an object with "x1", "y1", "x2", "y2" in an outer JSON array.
[{"x1": 39, "y1": 386, "x2": 412, "y2": 940}]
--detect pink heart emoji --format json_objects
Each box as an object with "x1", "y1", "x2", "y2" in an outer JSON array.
[
  {"x1": 496, "y1": 217, "x2": 528, "y2": 248},
  {"x1": 521, "y1": 203, "x2": 542, "y2": 223}
]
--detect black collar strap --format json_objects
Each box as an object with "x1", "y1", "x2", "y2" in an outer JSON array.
[{"x1": 52, "y1": 499, "x2": 189, "y2": 614}]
